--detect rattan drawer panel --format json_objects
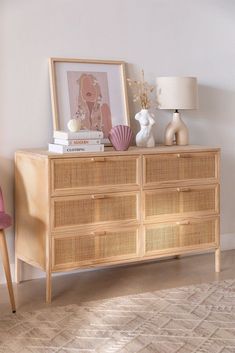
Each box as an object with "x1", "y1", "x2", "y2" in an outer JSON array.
[
  {"x1": 145, "y1": 218, "x2": 218, "y2": 255},
  {"x1": 52, "y1": 228, "x2": 138, "y2": 269},
  {"x1": 52, "y1": 192, "x2": 139, "y2": 230},
  {"x1": 144, "y1": 152, "x2": 218, "y2": 186},
  {"x1": 51, "y1": 156, "x2": 139, "y2": 195},
  {"x1": 144, "y1": 185, "x2": 218, "y2": 221}
]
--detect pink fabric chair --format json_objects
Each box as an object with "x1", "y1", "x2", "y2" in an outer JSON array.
[{"x1": 0, "y1": 187, "x2": 16, "y2": 313}]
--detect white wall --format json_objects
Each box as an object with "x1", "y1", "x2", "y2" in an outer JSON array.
[{"x1": 1, "y1": 0, "x2": 235, "y2": 282}]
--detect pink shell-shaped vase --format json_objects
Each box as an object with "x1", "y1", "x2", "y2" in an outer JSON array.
[{"x1": 108, "y1": 125, "x2": 133, "y2": 151}]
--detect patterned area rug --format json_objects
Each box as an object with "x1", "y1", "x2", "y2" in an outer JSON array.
[{"x1": 1, "y1": 280, "x2": 235, "y2": 353}]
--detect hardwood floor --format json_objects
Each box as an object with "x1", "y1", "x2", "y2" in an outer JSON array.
[{"x1": 1, "y1": 250, "x2": 235, "y2": 315}]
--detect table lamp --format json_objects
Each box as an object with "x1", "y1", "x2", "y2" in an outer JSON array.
[{"x1": 156, "y1": 77, "x2": 198, "y2": 145}]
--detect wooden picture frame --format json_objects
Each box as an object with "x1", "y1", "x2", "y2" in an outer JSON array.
[{"x1": 49, "y1": 58, "x2": 130, "y2": 143}]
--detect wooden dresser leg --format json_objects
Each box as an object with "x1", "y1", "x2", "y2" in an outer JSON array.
[
  {"x1": 15, "y1": 256, "x2": 22, "y2": 284},
  {"x1": 0, "y1": 230, "x2": 16, "y2": 313},
  {"x1": 46, "y1": 270, "x2": 52, "y2": 304},
  {"x1": 215, "y1": 247, "x2": 221, "y2": 273}
]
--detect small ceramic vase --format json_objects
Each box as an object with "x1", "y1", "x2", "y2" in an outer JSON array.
[
  {"x1": 67, "y1": 118, "x2": 81, "y2": 132},
  {"x1": 108, "y1": 125, "x2": 133, "y2": 151},
  {"x1": 135, "y1": 109, "x2": 155, "y2": 148}
]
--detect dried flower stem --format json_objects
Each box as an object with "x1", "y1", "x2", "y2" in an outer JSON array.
[{"x1": 127, "y1": 70, "x2": 155, "y2": 109}]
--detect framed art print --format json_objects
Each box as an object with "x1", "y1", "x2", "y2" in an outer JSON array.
[{"x1": 49, "y1": 58, "x2": 130, "y2": 144}]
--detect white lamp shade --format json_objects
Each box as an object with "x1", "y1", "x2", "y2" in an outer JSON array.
[{"x1": 156, "y1": 76, "x2": 198, "y2": 110}]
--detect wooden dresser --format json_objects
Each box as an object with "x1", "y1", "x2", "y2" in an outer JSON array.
[{"x1": 15, "y1": 145, "x2": 220, "y2": 303}]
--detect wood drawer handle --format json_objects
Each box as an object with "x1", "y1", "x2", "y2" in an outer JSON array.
[
  {"x1": 177, "y1": 187, "x2": 191, "y2": 192},
  {"x1": 91, "y1": 194, "x2": 106, "y2": 199},
  {"x1": 90, "y1": 231, "x2": 107, "y2": 236},
  {"x1": 177, "y1": 154, "x2": 192, "y2": 158},
  {"x1": 90, "y1": 157, "x2": 106, "y2": 162},
  {"x1": 176, "y1": 220, "x2": 190, "y2": 225}
]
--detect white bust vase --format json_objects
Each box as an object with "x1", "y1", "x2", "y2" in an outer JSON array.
[{"x1": 135, "y1": 109, "x2": 155, "y2": 148}]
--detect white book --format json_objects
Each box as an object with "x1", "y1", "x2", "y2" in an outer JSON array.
[
  {"x1": 48, "y1": 143, "x2": 104, "y2": 154},
  {"x1": 54, "y1": 138, "x2": 101, "y2": 146},
  {"x1": 53, "y1": 130, "x2": 104, "y2": 140}
]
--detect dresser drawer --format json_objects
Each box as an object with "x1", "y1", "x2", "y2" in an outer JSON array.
[
  {"x1": 144, "y1": 217, "x2": 219, "y2": 256},
  {"x1": 143, "y1": 152, "x2": 219, "y2": 187},
  {"x1": 52, "y1": 227, "x2": 139, "y2": 270},
  {"x1": 144, "y1": 185, "x2": 219, "y2": 221},
  {"x1": 51, "y1": 156, "x2": 140, "y2": 195},
  {"x1": 51, "y1": 192, "x2": 140, "y2": 231}
]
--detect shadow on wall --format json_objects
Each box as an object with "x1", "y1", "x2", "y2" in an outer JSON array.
[
  {"x1": 158, "y1": 84, "x2": 235, "y2": 234},
  {"x1": 188, "y1": 85, "x2": 235, "y2": 145},
  {"x1": 0, "y1": 155, "x2": 46, "y2": 282},
  {"x1": 15, "y1": 162, "x2": 46, "y2": 282},
  {"x1": 192, "y1": 85, "x2": 235, "y2": 234}
]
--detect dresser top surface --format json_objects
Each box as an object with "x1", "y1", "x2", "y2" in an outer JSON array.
[{"x1": 15, "y1": 145, "x2": 220, "y2": 159}]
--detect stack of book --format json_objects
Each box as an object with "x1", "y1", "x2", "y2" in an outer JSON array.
[{"x1": 48, "y1": 130, "x2": 104, "y2": 153}]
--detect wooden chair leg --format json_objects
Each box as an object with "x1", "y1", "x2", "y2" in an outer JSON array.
[{"x1": 0, "y1": 230, "x2": 16, "y2": 313}]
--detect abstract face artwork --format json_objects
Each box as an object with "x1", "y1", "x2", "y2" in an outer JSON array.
[
  {"x1": 67, "y1": 71, "x2": 112, "y2": 137},
  {"x1": 49, "y1": 58, "x2": 130, "y2": 141}
]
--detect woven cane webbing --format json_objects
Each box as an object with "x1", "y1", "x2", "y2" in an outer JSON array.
[
  {"x1": 145, "y1": 219, "x2": 216, "y2": 253},
  {"x1": 53, "y1": 230, "x2": 137, "y2": 266},
  {"x1": 145, "y1": 191, "x2": 180, "y2": 217},
  {"x1": 53, "y1": 157, "x2": 138, "y2": 191},
  {"x1": 145, "y1": 154, "x2": 216, "y2": 183},
  {"x1": 145, "y1": 187, "x2": 216, "y2": 218},
  {"x1": 99, "y1": 232, "x2": 137, "y2": 258},
  {"x1": 53, "y1": 194, "x2": 137, "y2": 228}
]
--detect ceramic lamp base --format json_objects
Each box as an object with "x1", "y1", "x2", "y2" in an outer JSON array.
[{"x1": 165, "y1": 112, "x2": 189, "y2": 146}]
